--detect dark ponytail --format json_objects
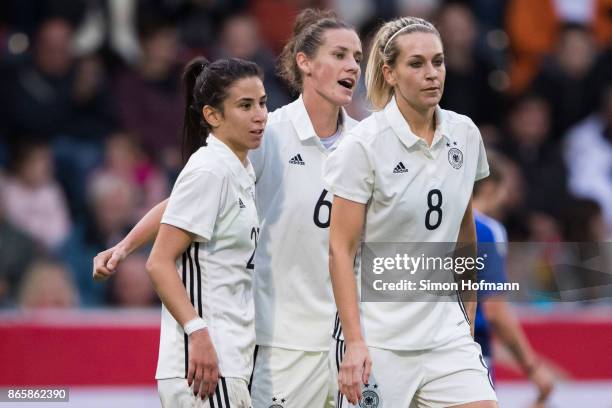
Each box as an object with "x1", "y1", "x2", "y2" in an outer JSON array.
[
  {"x1": 180, "y1": 56, "x2": 263, "y2": 163},
  {"x1": 181, "y1": 57, "x2": 210, "y2": 163}
]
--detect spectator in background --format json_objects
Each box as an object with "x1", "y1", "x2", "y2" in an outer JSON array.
[
  {"x1": 54, "y1": 50, "x2": 116, "y2": 220},
  {"x1": 530, "y1": 24, "x2": 599, "y2": 139},
  {"x1": 106, "y1": 253, "x2": 159, "y2": 307},
  {"x1": 468, "y1": 0, "x2": 506, "y2": 31},
  {"x1": 61, "y1": 173, "x2": 135, "y2": 306},
  {"x1": 71, "y1": 0, "x2": 141, "y2": 67},
  {"x1": 0, "y1": 17, "x2": 116, "y2": 219},
  {"x1": 469, "y1": 149, "x2": 528, "y2": 236},
  {"x1": 106, "y1": 253, "x2": 157, "y2": 307},
  {"x1": 564, "y1": 84, "x2": 612, "y2": 234},
  {"x1": 114, "y1": 11, "x2": 183, "y2": 172},
  {"x1": 2, "y1": 139, "x2": 70, "y2": 251},
  {"x1": 500, "y1": 94, "x2": 570, "y2": 240},
  {"x1": 0, "y1": 182, "x2": 41, "y2": 307},
  {"x1": 17, "y1": 260, "x2": 78, "y2": 309},
  {"x1": 167, "y1": 0, "x2": 250, "y2": 53},
  {"x1": 249, "y1": 0, "x2": 305, "y2": 54},
  {"x1": 0, "y1": 224, "x2": 38, "y2": 307},
  {"x1": 437, "y1": 1, "x2": 503, "y2": 126},
  {"x1": 92, "y1": 131, "x2": 168, "y2": 223},
  {"x1": 560, "y1": 199, "x2": 612, "y2": 301},
  {"x1": 216, "y1": 14, "x2": 291, "y2": 109},
  {"x1": 0, "y1": 17, "x2": 114, "y2": 140},
  {"x1": 590, "y1": 25, "x2": 612, "y2": 102},
  {"x1": 506, "y1": 0, "x2": 612, "y2": 94},
  {"x1": 562, "y1": 199, "x2": 607, "y2": 243},
  {"x1": 0, "y1": 0, "x2": 86, "y2": 39},
  {"x1": 396, "y1": 0, "x2": 442, "y2": 20}
]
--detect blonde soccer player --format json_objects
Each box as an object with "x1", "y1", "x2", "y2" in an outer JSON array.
[
  {"x1": 324, "y1": 17, "x2": 498, "y2": 407},
  {"x1": 148, "y1": 56, "x2": 266, "y2": 407},
  {"x1": 94, "y1": 9, "x2": 363, "y2": 407}
]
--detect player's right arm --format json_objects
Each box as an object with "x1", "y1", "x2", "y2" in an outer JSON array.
[
  {"x1": 329, "y1": 195, "x2": 371, "y2": 405},
  {"x1": 482, "y1": 298, "x2": 554, "y2": 404},
  {"x1": 92, "y1": 198, "x2": 168, "y2": 281}
]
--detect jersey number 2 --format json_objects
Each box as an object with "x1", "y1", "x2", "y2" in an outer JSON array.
[
  {"x1": 314, "y1": 189, "x2": 332, "y2": 228},
  {"x1": 246, "y1": 227, "x2": 259, "y2": 270},
  {"x1": 425, "y1": 189, "x2": 443, "y2": 230}
]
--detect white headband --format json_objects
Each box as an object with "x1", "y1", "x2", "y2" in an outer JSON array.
[{"x1": 383, "y1": 23, "x2": 434, "y2": 53}]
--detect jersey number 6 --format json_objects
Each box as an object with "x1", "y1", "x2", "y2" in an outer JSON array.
[
  {"x1": 313, "y1": 189, "x2": 332, "y2": 228},
  {"x1": 425, "y1": 189, "x2": 443, "y2": 230}
]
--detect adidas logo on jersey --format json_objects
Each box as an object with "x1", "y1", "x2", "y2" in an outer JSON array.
[
  {"x1": 393, "y1": 162, "x2": 409, "y2": 173},
  {"x1": 288, "y1": 154, "x2": 305, "y2": 165},
  {"x1": 238, "y1": 198, "x2": 246, "y2": 208}
]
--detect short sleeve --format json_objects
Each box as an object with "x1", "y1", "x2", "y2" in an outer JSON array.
[
  {"x1": 474, "y1": 127, "x2": 490, "y2": 181},
  {"x1": 161, "y1": 169, "x2": 225, "y2": 241},
  {"x1": 323, "y1": 136, "x2": 374, "y2": 204}
]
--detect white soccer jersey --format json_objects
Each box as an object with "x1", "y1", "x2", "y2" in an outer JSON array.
[
  {"x1": 156, "y1": 135, "x2": 259, "y2": 382},
  {"x1": 324, "y1": 96, "x2": 489, "y2": 350},
  {"x1": 248, "y1": 96, "x2": 357, "y2": 351}
]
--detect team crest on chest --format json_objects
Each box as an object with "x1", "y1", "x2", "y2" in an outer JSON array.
[
  {"x1": 359, "y1": 383, "x2": 380, "y2": 408},
  {"x1": 447, "y1": 141, "x2": 463, "y2": 170}
]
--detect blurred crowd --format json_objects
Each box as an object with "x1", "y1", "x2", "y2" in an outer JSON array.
[{"x1": 0, "y1": 0, "x2": 610, "y2": 309}]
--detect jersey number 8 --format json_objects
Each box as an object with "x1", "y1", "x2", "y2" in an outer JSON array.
[{"x1": 425, "y1": 189, "x2": 443, "y2": 230}]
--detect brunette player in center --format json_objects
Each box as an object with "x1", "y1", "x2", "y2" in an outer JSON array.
[{"x1": 93, "y1": 9, "x2": 362, "y2": 408}]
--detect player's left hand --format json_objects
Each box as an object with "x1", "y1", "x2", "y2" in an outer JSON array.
[
  {"x1": 187, "y1": 328, "x2": 219, "y2": 399},
  {"x1": 339, "y1": 339, "x2": 372, "y2": 405}
]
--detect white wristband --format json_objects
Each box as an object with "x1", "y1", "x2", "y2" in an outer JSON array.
[{"x1": 183, "y1": 317, "x2": 207, "y2": 336}]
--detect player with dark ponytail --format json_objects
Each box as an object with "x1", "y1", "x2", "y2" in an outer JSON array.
[
  {"x1": 180, "y1": 56, "x2": 264, "y2": 160},
  {"x1": 147, "y1": 56, "x2": 267, "y2": 407}
]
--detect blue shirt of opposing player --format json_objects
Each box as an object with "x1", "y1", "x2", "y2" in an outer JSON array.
[{"x1": 474, "y1": 211, "x2": 508, "y2": 362}]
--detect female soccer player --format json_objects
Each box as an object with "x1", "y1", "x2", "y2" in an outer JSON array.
[
  {"x1": 93, "y1": 9, "x2": 362, "y2": 407},
  {"x1": 324, "y1": 17, "x2": 498, "y2": 407},
  {"x1": 148, "y1": 56, "x2": 267, "y2": 407},
  {"x1": 246, "y1": 9, "x2": 361, "y2": 407}
]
